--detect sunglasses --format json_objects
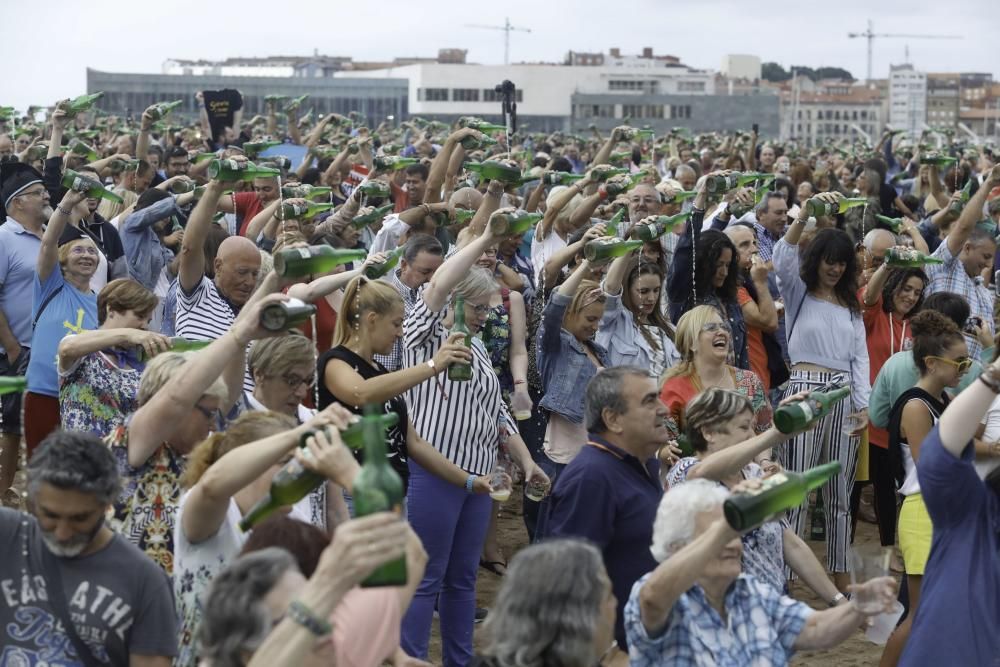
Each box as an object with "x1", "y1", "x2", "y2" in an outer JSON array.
[{"x1": 925, "y1": 355, "x2": 972, "y2": 374}]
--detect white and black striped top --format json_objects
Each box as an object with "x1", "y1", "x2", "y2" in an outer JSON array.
[
  {"x1": 175, "y1": 276, "x2": 255, "y2": 392},
  {"x1": 403, "y1": 294, "x2": 516, "y2": 475}
]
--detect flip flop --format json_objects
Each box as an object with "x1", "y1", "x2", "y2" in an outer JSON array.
[{"x1": 479, "y1": 558, "x2": 507, "y2": 576}]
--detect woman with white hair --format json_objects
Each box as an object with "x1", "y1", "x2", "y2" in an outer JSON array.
[
  {"x1": 625, "y1": 479, "x2": 897, "y2": 666},
  {"x1": 476, "y1": 539, "x2": 618, "y2": 667},
  {"x1": 530, "y1": 172, "x2": 602, "y2": 286},
  {"x1": 399, "y1": 223, "x2": 549, "y2": 665}
]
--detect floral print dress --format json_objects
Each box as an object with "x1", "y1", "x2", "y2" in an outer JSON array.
[{"x1": 60, "y1": 347, "x2": 144, "y2": 437}]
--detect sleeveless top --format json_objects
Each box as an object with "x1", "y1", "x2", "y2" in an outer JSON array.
[{"x1": 888, "y1": 386, "x2": 948, "y2": 495}]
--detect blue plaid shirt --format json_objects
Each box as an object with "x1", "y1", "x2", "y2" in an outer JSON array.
[
  {"x1": 924, "y1": 240, "x2": 995, "y2": 361},
  {"x1": 374, "y1": 268, "x2": 421, "y2": 371},
  {"x1": 625, "y1": 573, "x2": 813, "y2": 667}
]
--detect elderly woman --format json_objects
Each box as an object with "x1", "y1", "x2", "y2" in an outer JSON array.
[
  {"x1": 197, "y1": 513, "x2": 412, "y2": 667},
  {"x1": 399, "y1": 223, "x2": 548, "y2": 665},
  {"x1": 666, "y1": 388, "x2": 845, "y2": 607},
  {"x1": 104, "y1": 293, "x2": 284, "y2": 573},
  {"x1": 24, "y1": 187, "x2": 99, "y2": 451},
  {"x1": 625, "y1": 479, "x2": 896, "y2": 665},
  {"x1": 477, "y1": 540, "x2": 617, "y2": 667},
  {"x1": 244, "y1": 333, "x2": 318, "y2": 423}
]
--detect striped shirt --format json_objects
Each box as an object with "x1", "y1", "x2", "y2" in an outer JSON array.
[
  {"x1": 403, "y1": 294, "x2": 516, "y2": 475},
  {"x1": 175, "y1": 276, "x2": 254, "y2": 392},
  {"x1": 375, "y1": 268, "x2": 421, "y2": 371},
  {"x1": 924, "y1": 240, "x2": 995, "y2": 361}
]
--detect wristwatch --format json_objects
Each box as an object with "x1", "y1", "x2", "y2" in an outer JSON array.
[
  {"x1": 828, "y1": 593, "x2": 846, "y2": 607},
  {"x1": 426, "y1": 359, "x2": 437, "y2": 374}
]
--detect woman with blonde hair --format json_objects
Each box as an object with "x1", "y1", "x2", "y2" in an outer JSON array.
[
  {"x1": 58, "y1": 278, "x2": 167, "y2": 437},
  {"x1": 173, "y1": 404, "x2": 359, "y2": 666},
  {"x1": 659, "y1": 305, "x2": 771, "y2": 442}
]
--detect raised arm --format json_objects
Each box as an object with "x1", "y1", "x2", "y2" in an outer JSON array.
[
  {"x1": 589, "y1": 126, "x2": 625, "y2": 168},
  {"x1": 126, "y1": 294, "x2": 284, "y2": 469},
  {"x1": 179, "y1": 163, "x2": 243, "y2": 291},
  {"x1": 863, "y1": 261, "x2": 892, "y2": 308},
  {"x1": 37, "y1": 189, "x2": 86, "y2": 282},
  {"x1": 537, "y1": 179, "x2": 585, "y2": 241},
  {"x1": 58, "y1": 329, "x2": 171, "y2": 371},
  {"x1": 946, "y1": 165, "x2": 1000, "y2": 257},
  {"x1": 542, "y1": 223, "x2": 605, "y2": 290},
  {"x1": 244, "y1": 199, "x2": 282, "y2": 244},
  {"x1": 421, "y1": 225, "x2": 499, "y2": 312},
  {"x1": 468, "y1": 180, "x2": 504, "y2": 237},
  {"x1": 136, "y1": 105, "x2": 155, "y2": 163},
  {"x1": 741, "y1": 259, "x2": 779, "y2": 333},
  {"x1": 687, "y1": 428, "x2": 786, "y2": 482},
  {"x1": 424, "y1": 128, "x2": 478, "y2": 204}
]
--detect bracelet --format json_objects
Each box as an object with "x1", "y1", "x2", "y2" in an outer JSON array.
[
  {"x1": 56, "y1": 206, "x2": 71, "y2": 216},
  {"x1": 979, "y1": 372, "x2": 1000, "y2": 394},
  {"x1": 828, "y1": 593, "x2": 846, "y2": 608},
  {"x1": 288, "y1": 600, "x2": 332, "y2": 636},
  {"x1": 465, "y1": 474, "x2": 477, "y2": 494}
]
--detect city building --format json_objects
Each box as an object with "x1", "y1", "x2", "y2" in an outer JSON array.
[
  {"x1": 778, "y1": 77, "x2": 883, "y2": 146},
  {"x1": 720, "y1": 55, "x2": 762, "y2": 82},
  {"x1": 926, "y1": 73, "x2": 960, "y2": 129},
  {"x1": 889, "y1": 64, "x2": 927, "y2": 136}
]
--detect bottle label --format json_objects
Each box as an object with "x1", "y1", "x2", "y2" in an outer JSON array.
[
  {"x1": 799, "y1": 400, "x2": 816, "y2": 424},
  {"x1": 296, "y1": 248, "x2": 310, "y2": 259},
  {"x1": 743, "y1": 472, "x2": 788, "y2": 496}
]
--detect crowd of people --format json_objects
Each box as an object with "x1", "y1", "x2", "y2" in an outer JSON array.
[{"x1": 0, "y1": 92, "x2": 998, "y2": 666}]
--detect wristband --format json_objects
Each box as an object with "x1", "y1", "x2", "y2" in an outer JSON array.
[
  {"x1": 465, "y1": 474, "x2": 476, "y2": 494},
  {"x1": 288, "y1": 600, "x2": 332, "y2": 636},
  {"x1": 828, "y1": 593, "x2": 846, "y2": 608},
  {"x1": 979, "y1": 372, "x2": 1000, "y2": 394},
  {"x1": 57, "y1": 206, "x2": 71, "y2": 216}
]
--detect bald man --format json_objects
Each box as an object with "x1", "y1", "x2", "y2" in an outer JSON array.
[
  {"x1": 0, "y1": 134, "x2": 13, "y2": 160},
  {"x1": 861, "y1": 228, "x2": 897, "y2": 285},
  {"x1": 176, "y1": 175, "x2": 264, "y2": 390}
]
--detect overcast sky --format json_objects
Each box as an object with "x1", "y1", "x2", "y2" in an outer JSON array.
[{"x1": 2, "y1": 0, "x2": 997, "y2": 111}]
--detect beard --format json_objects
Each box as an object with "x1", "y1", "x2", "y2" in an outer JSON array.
[
  {"x1": 41, "y1": 204, "x2": 53, "y2": 220},
  {"x1": 40, "y1": 515, "x2": 105, "y2": 558}
]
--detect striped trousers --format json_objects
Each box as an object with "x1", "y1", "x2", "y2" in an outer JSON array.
[{"x1": 779, "y1": 369, "x2": 860, "y2": 573}]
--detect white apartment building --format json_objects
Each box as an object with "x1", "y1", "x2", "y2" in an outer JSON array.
[{"x1": 889, "y1": 64, "x2": 927, "y2": 136}]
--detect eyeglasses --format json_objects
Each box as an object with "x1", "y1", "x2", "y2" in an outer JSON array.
[
  {"x1": 16, "y1": 189, "x2": 48, "y2": 199},
  {"x1": 701, "y1": 322, "x2": 731, "y2": 333},
  {"x1": 69, "y1": 245, "x2": 99, "y2": 256},
  {"x1": 925, "y1": 355, "x2": 972, "y2": 374},
  {"x1": 194, "y1": 404, "x2": 221, "y2": 422},
  {"x1": 281, "y1": 373, "x2": 315, "y2": 390},
  {"x1": 464, "y1": 302, "x2": 491, "y2": 316}
]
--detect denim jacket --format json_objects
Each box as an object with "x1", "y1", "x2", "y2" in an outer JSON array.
[
  {"x1": 121, "y1": 196, "x2": 180, "y2": 291},
  {"x1": 596, "y1": 291, "x2": 680, "y2": 374},
  {"x1": 536, "y1": 291, "x2": 610, "y2": 423}
]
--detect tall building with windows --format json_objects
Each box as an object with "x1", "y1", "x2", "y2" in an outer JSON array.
[{"x1": 889, "y1": 64, "x2": 927, "y2": 135}]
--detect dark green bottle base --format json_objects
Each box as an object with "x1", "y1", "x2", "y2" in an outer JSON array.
[{"x1": 361, "y1": 558, "x2": 407, "y2": 587}]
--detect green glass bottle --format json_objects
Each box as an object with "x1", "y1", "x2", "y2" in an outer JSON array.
[
  {"x1": 809, "y1": 491, "x2": 826, "y2": 541},
  {"x1": 458, "y1": 117, "x2": 507, "y2": 134},
  {"x1": 723, "y1": 462, "x2": 841, "y2": 531},
  {"x1": 281, "y1": 185, "x2": 307, "y2": 199},
  {"x1": 605, "y1": 208, "x2": 626, "y2": 238},
  {"x1": 542, "y1": 171, "x2": 585, "y2": 186},
  {"x1": 61, "y1": 169, "x2": 124, "y2": 204},
  {"x1": 669, "y1": 190, "x2": 698, "y2": 204},
  {"x1": 489, "y1": 210, "x2": 543, "y2": 236},
  {"x1": 618, "y1": 127, "x2": 655, "y2": 141},
  {"x1": 874, "y1": 214, "x2": 906, "y2": 234},
  {"x1": 64, "y1": 139, "x2": 98, "y2": 162},
  {"x1": 0, "y1": 107, "x2": 15, "y2": 121},
  {"x1": 60, "y1": 92, "x2": 103, "y2": 117},
  {"x1": 243, "y1": 141, "x2": 282, "y2": 158},
  {"x1": 264, "y1": 95, "x2": 289, "y2": 104},
  {"x1": 281, "y1": 202, "x2": 335, "y2": 220},
  {"x1": 301, "y1": 185, "x2": 333, "y2": 199},
  {"x1": 351, "y1": 204, "x2": 394, "y2": 229},
  {"x1": 600, "y1": 173, "x2": 643, "y2": 198},
  {"x1": 356, "y1": 181, "x2": 391, "y2": 198},
  {"x1": 460, "y1": 134, "x2": 498, "y2": 151},
  {"x1": 259, "y1": 156, "x2": 292, "y2": 171},
  {"x1": 589, "y1": 165, "x2": 630, "y2": 182},
  {"x1": 353, "y1": 406, "x2": 408, "y2": 587},
  {"x1": 804, "y1": 196, "x2": 868, "y2": 218},
  {"x1": 190, "y1": 152, "x2": 216, "y2": 164},
  {"x1": 373, "y1": 155, "x2": 419, "y2": 173},
  {"x1": 207, "y1": 159, "x2": 279, "y2": 181},
  {"x1": 583, "y1": 238, "x2": 644, "y2": 264},
  {"x1": 948, "y1": 180, "x2": 972, "y2": 215},
  {"x1": 773, "y1": 383, "x2": 851, "y2": 434},
  {"x1": 0, "y1": 376, "x2": 27, "y2": 396},
  {"x1": 238, "y1": 411, "x2": 400, "y2": 531},
  {"x1": 380, "y1": 143, "x2": 404, "y2": 155},
  {"x1": 273, "y1": 246, "x2": 368, "y2": 278},
  {"x1": 259, "y1": 298, "x2": 318, "y2": 332},
  {"x1": 138, "y1": 337, "x2": 210, "y2": 362},
  {"x1": 630, "y1": 212, "x2": 692, "y2": 242},
  {"x1": 146, "y1": 100, "x2": 182, "y2": 121},
  {"x1": 919, "y1": 153, "x2": 957, "y2": 167},
  {"x1": 884, "y1": 247, "x2": 944, "y2": 268},
  {"x1": 451, "y1": 208, "x2": 476, "y2": 227},
  {"x1": 167, "y1": 179, "x2": 198, "y2": 194},
  {"x1": 284, "y1": 94, "x2": 309, "y2": 111},
  {"x1": 364, "y1": 247, "x2": 404, "y2": 279},
  {"x1": 608, "y1": 151, "x2": 632, "y2": 164},
  {"x1": 464, "y1": 160, "x2": 523, "y2": 185},
  {"x1": 448, "y1": 295, "x2": 473, "y2": 382},
  {"x1": 108, "y1": 158, "x2": 141, "y2": 172}
]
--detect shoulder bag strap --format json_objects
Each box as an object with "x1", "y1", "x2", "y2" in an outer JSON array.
[
  {"x1": 784, "y1": 289, "x2": 808, "y2": 344},
  {"x1": 32, "y1": 284, "x2": 65, "y2": 330},
  {"x1": 38, "y1": 544, "x2": 104, "y2": 667}
]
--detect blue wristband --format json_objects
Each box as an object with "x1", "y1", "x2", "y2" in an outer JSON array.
[{"x1": 465, "y1": 474, "x2": 476, "y2": 494}]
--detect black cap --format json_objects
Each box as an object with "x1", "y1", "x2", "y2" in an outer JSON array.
[{"x1": 1, "y1": 161, "x2": 44, "y2": 212}]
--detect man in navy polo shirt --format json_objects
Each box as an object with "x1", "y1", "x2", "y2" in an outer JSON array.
[{"x1": 541, "y1": 365, "x2": 670, "y2": 653}]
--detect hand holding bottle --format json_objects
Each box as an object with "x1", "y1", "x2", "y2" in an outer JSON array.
[
  {"x1": 126, "y1": 330, "x2": 173, "y2": 360},
  {"x1": 432, "y1": 332, "x2": 474, "y2": 370},
  {"x1": 581, "y1": 222, "x2": 607, "y2": 244},
  {"x1": 296, "y1": 420, "x2": 361, "y2": 490},
  {"x1": 801, "y1": 191, "x2": 843, "y2": 222},
  {"x1": 230, "y1": 292, "x2": 290, "y2": 345},
  {"x1": 314, "y1": 513, "x2": 411, "y2": 596}
]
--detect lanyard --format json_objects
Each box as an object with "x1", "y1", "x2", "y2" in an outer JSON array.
[{"x1": 889, "y1": 313, "x2": 908, "y2": 355}]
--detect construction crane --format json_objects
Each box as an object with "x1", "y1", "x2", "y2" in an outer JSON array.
[
  {"x1": 464, "y1": 17, "x2": 531, "y2": 65},
  {"x1": 848, "y1": 19, "x2": 959, "y2": 82}
]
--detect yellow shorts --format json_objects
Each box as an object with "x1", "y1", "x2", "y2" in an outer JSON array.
[{"x1": 898, "y1": 493, "x2": 933, "y2": 575}]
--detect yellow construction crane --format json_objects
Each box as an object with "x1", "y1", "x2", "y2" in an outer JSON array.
[{"x1": 848, "y1": 20, "x2": 959, "y2": 82}]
